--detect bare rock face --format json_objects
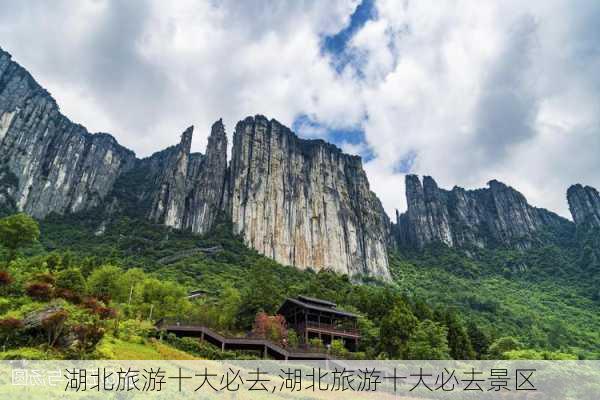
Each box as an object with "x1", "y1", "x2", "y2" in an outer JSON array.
[
  {"x1": 394, "y1": 175, "x2": 570, "y2": 249},
  {"x1": 0, "y1": 48, "x2": 136, "y2": 218},
  {"x1": 567, "y1": 184, "x2": 600, "y2": 229},
  {"x1": 114, "y1": 121, "x2": 228, "y2": 235},
  {"x1": 227, "y1": 115, "x2": 390, "y2": 278},
  {"x1": 148, "y1": 126, "x2": 193, "y2": 228},
  {"x1": 183, "y1": 120, "x2": 228, "y2": 234}
]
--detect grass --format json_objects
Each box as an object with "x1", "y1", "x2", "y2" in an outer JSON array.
[{"x1": 97, "y1": 337, "x2": 200, "y2": 360}]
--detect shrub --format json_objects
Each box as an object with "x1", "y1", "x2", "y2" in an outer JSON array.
[
  {"x1": 118, "y1": 319, "x2": 154, "y2": 342},
  {"x1": 32, "y1": 273, "x2": 56, "y2": 285},
  {"x1": 251, "y1": 312, "x2": 287, "y2": 344},
  {"x1": 287, "y1": 329, "x2": 300, "y2": 348},
  {"x1": 0, "y1": 317, "x2": 24, "y2": 348},
  {"x1": 0, "y1": 271, "x2": 12, "y2": 286},
  {"x1": 55, "y1": 288, "x2": 81, "y2": 304},
  {"x1": 488, "y1": 337, "x2": 523, "y2": 359},
  {"x1": 308, "y1": 338, "x2": 324, "y2": 350},
  {"x1": 26, "y1": 282, "x2": 53, "y2": 301},
  {"x1": 72, "y1": 324, "x2": 105, "y2": 355},
  {"x1": 165, "y1": 336, "x2": 238, "y2": 360},
  {"x1": 330, "y1": 339, "x2": 349, "y2": 357},
  {"x1": 82, "y1": 296, "x2": 101, "y2": 310},
  {"x1": 94, "y1": 306, "x2": 117, "y2": 320},
  {"x1": 56, "y1": 268, "x2": 86, "y2": 294}
]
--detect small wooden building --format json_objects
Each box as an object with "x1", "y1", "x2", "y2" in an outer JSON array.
[{"x1": 277, "y1": 295, "x2": 360, "y2": 351}]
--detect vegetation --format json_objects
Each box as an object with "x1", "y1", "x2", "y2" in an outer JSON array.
[{"x1": 0, "y1": 209, "x2": 597, "y2": 360}]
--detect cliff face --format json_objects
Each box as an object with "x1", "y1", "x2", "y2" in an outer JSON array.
[
  {"x1": 227, "y1": 115, "x2": 390, "y2": 278},
  {"x1": 394, "y1": 175, "x2": 570, "y2": 249},
  {"x1": 567, "y1": 184, "x2": 600, "y2": 229},
  {"x1": 0, "y1": 48, "x2": 390, "y2": 277},
  {"x1": 114, "y1": 121, "x2": 228, "y2": 235},
  {"x1": 0, "y1": 49, "x2": 136, "y2": 217}
]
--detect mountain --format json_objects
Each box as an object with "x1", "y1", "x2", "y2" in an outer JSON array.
[
  {"x1": 0, "y1": 47, "x2": 389, "y2": 279},
  {"x1": 393, "y1": 175, "x2": 573, "y2": 250},
  {"x1": 2, "y1": 45, "x2": 598, "y2": 279},
  {"x1": 228, "y1": 116, "x2": 390, "y2": 278},
  {"x1": 567, "y1": 184, "x2": 600, "y2": 230},
  {"x1": 111, "y1": 121, "x2": 228, "y2": 235},
  {"x1": 0, "y1": 49, "x2": 135, "y2": 217}
]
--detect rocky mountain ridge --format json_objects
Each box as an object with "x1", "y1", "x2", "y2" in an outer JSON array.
[
  {"x1": 0, "y1": 47, "x2": 389, "y2": 278},
  {"x1": 1, "y1": 46, "x2": 598, "y2": 278},
  {"x1": 567, "y1": 184, "x2": 600, "y2": 230},
  {"x1": 0, "y1": 49, "x2": 136, "y2": 218},
  {"x1": 392, "y1": 175, "x2": 595, "y2": 250}
]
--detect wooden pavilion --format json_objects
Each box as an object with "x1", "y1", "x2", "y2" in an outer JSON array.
[{"x1": 277, "y1": 295, "x2": 360, "y2": 351}]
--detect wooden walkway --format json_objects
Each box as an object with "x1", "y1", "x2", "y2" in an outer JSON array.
[{"x1": 157, "y1": 322, "x2": 333, "y2": 360}]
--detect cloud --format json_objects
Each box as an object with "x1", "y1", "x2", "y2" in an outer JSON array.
[{"x1": 1, "y1": 0, "x2": 599, "y2": 219}]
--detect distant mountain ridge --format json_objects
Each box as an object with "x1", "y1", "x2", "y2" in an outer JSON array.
[
  {"x1": 0, "y1": 46, "x2": 598, "y2": 278},
  {"x1": 392, "y1": 175, "x2": 575, "y2": 250}
]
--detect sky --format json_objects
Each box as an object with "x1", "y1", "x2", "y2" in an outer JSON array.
[{"x1": 1, "y1": 0, "x2": 599, "y2": 219}]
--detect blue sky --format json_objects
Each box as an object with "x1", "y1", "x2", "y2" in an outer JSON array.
[{"x1": 1, "y1": 0, "x2": 599, "y2": 218}]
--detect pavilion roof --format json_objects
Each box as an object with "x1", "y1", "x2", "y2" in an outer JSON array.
[{"x1": 278, "y1": 297, "x2": 358, "y2": 318}]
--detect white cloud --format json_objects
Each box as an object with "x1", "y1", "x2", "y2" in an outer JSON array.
[{"x1": 1, "y1": 0, "x2": 598, "y2": 219}]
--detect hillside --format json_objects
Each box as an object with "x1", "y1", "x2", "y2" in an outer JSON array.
[{"x1": 0, "y1": 208, "x2": 595, "y2": 360}]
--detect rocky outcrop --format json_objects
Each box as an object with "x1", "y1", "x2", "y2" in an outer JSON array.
[
  {"x1": 183, "y1": 120, "x2": 228, "y2": 234},
  {"x1": 0, "y1": 48, "x2": 136, "y2": 218},
  {"x1": 394, "y1": 175, "x2": 570, "y2": 249},
  {"x1": 113, "y1": 121, "x2": 228, "y2": 235},
  {"x1": 567, "y1": 184, "x2": 600, "y2": 229},
  {"x1": 148, "y1": 126, "x2": 193, "y2": 228},
  {"x1": 227, "y1": 115, "x2": 390, "y2": 278}
]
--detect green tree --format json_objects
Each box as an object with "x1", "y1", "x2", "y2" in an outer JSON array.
[
  {"x1": 0, "y1": 213, "x2": 40, "y2": 262},
  {"x1": 488, "y1": 336, "x2": 523, "y2": 359},
  {"x1": 330, "y1": 339, "x2": 349, "y2": 357},
  {"x1": 87, "y1": 265, "x2": 128, "y2": 302},
  {"x1": 237, "y1": 263, "x2": 284, "y2": 329},
  {"x1": 217, "y1": 285, "x2": 242, "y2": 330},
  {"x1": 56, "y1": 268, "x2": 87, "y2": 294},
  {"x1": 442, "y1": 311, "x2": 475, "y2": 359},
  {"x1": 379, "y1": 302, "x2": 418, "y2": 358},
  {"x1": 406, "y1": 320, "x2": 450, "y2": 359},
  {"x1": 467, "y1": 322, "x2": 490, "y2": 359}
]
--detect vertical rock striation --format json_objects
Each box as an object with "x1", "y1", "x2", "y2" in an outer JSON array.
[
  {"x1": 183, "y1": 119, "x2": 228, "y2": 234},
  {"x1": 148, "y1": 126, "x2": 193, "y2": 228},
  {"x1": 116, "y1": 121, "x2": 228, "y2": 235},
  {"x1": 395, "y1": 175, "x2": 570, "y2": 249},
  {"x1": 227, "y1": 115, "x2": 390, "y2": 278},
  {"x1": 0, "y1": 47, "x2": 136, "y2": 217},
  {"x1": 567, "y1": 184, "x2": 600, "y2": 229}
]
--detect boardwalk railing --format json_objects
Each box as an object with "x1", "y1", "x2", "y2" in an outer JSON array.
[
  {"x1": 156, "y1": 319, "x2": 335, "y2": 360},
  {"x1": 304, "y1": 321, "x2": 360, "y2": 336}
]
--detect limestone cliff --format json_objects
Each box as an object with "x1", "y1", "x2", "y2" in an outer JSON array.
[
  {"x1": 0, "y1": 48, "x2": 390, "y2": 277},
  {"x1": 0, "y1": 48, "x2": 136, "y2": 217},
  {"x1": 112, "y1": 121, "x2": 228, "y2": 235},
  {"x1": 227, "y1": 115, "x2": 390, "y2": 278},
  {"x1": 394, "y1": 175, "x2": 570, "y2": 249},
  {"x1": 567, "y1": 184, "x2": 600, "y2": 229}
]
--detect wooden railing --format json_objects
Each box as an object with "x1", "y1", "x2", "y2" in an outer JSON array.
[
  {"x1": 304, "y1": 321, "x2": 360, "y2": 336},
  {"x1": 156, "y1": 319, "x2": 333, "y2": 356}
]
